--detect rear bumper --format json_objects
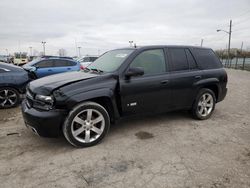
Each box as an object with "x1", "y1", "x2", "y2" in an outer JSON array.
[{"x1": 21, "y1": 100, "x2": 67, "y2": 137}]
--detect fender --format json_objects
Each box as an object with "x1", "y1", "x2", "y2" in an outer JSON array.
[
  {"x1": 0, "y1": 83, "x2": 27, "y2": 93},
  {"x1": 65, "y1": 88, "x2": 120, "y2": 119},
  {"x1": 193, "y1": 77, "x2": 221, "y2": 102},
  {"x1": 194, "y1": 77, "x2": 219, "y2": 87}
]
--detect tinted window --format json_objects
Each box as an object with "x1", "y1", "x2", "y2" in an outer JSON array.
[
  {"x1": 90, "y1": 57, "x2": 98, "y2": 62},
  {"x1": 54, "y1": 60, "x2": 76, "y2": 67},
  {"x1": 82, "y1": 57, "x2": 90, "y2": 62},
  {"x1": 193, "y1": 49, "x2": 223, "y2": 69},
  {"x1": 68, "y1": 61, "x2": 76, "y2": 66},
  {"x1": 185, "y1": 49, "x2": 197, "y2": 69},
  {"x1": 130, "y1": 49, "x2": 166, "y2": 75},
  {"x1": 35, "y1": 60, "x2": 54, "y2": 68},
  {"x1": 169, "y1": 48, "x2": 188, "y2": 71}
]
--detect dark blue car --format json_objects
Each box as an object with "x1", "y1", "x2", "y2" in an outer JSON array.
[
  {"x1": 0, "y1": 63, "x2": 31, "y2": 108},
  {"x1": 23, "y1": 57, "x2": 80, "y2": 78}
]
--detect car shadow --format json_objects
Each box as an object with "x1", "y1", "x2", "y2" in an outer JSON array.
[
  {"x1": 26, "y1": 110, "x2": 193, "y2": 149},
  {"x1": 109, "y1": 110, "x2": 193, "y2": 134}
]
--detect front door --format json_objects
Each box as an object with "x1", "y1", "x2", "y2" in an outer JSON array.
[{"x1": 119, "y1": 49, "x2": 171, "y2": 115}]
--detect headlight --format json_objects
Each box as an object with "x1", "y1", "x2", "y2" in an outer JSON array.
[
  {"x1": 35, "y1": 95, "x2": 54, "y2": 103},
  {"x1": 34, "y1": 94, "x2": 54, "y2": 110}
]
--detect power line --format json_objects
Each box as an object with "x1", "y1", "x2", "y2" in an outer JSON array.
[
  {"x1": 236, "y1": 9, "x2": 250, "y2": 17},
  {"x1": 233, "y1": 27, "x2": 250, "y2": 32},
  {"x1": 234, "y1": 15, "x2": 250, "y2": 26}
]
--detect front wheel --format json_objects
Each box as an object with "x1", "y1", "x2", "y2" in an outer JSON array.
[
  {"x1": 192, "y1": 88, "x2": 216, "y2": 120},
  {"x1": 63, "y1": 102, "x2": 110, "y2": 147},
  {"x1": 0, "y1": 87, "x2": 20, "y2": 108}
]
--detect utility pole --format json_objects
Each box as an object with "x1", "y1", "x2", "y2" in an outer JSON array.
[
  {"x1": 240, "y1": 41, "x2": 243, "y2": 53},
  {"x1": 200, "y1": 39, "x2": 204, "y2": 47},
  {"x1": 29, "y1": 46, "x2": 32, "y2": 56},
  {"x1": 78, "y1": 46, "x2": 81, "y2": 57},
  {"x1": 216, "y1": 20, "x2": 232, "y2": 67},
  {"x1": 74, "y1": 38, "x2": 78, "y2": 57},
  {"x1": 41, "y1": 41, "x2": 46, "y2": 56},
  {"x1": 228, "y1": 20, "x2": 232, "y2": 67}
]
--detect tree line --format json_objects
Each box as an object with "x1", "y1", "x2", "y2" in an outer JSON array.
[{"x1": 215, "y1": 48, "x2": 250, "y2": 59}]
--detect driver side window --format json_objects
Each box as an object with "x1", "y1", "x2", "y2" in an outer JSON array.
[
  {"x1": 35, "y1": 60, "x2": 54, "y2": 68},
  {"x1": 130, "y1": 49, "x2": 166, "y2": 75}
]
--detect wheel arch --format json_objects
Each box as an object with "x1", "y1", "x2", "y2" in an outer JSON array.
[
  {"x1": 194, "y1": 78, "x2": 220, "y2": 102},
  {"x1": 0, "y1": 84, "x2": 22, "y2": 94},
  {"x1": 65, "y1": 88, "x2": 120, "y2": 123}
]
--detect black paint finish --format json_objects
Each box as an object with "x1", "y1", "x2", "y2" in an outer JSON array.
[{"x1": 21, "y1": 45, "x2": 228, "y2": 137}]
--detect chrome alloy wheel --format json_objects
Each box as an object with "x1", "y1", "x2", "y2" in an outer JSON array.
[
  {"x1": 0, "y1": 89, "x2": 18, "y2": 108},
  {"x1": 71, "y1": 109, "x2": 105, "y2": 143},
  {"x1": 197, "y1": 93, "x2": 214, "y2": 117}
]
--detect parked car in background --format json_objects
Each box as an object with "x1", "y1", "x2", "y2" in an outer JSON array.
[
  {"x1": 0, "y1": 63, "x2": 31, "y2": 108},
  {"x1": 23, "y1": 57, "x2": 80, "y2": 78},
  {"x1": 21, "y1": 45, "x2": 227, "y2": 147},
  {"x1": 77, "y1": 55, "x2": 99, "y2": 69},
  {"x1": 13, "y1": 52, "x2": 28, "y2": 66},
  {"x1": 0, "y1": 55, "x2": 8, "y2": 63}
]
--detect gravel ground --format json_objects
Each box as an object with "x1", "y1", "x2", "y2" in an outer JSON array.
[{"x1": 0, "y1": 69, "x2": 250, "y2": 188}]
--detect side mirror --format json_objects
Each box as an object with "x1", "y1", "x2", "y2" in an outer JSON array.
[{"x1": 125, "y1": 67, "x2": 144, "y2": 79}]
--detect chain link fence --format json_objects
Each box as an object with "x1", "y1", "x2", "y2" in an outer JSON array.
[{"x1": 220, "y1": 57, "x2": 250, "y2": 71}]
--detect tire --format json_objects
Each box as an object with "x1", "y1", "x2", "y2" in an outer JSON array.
[
  {"x1": 0, "y1": 87, "x2": 20, "y2": 109},
  {"x1": 63, "y1": 102, "x2": 110, "y2": 147},
  {"x1": 192, "y1": 88, "x2": 216, "y2": 120}
]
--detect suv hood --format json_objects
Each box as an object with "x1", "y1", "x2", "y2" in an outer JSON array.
[{"x1": 29, "y1": 71, "x2": 99, "y2": 95}]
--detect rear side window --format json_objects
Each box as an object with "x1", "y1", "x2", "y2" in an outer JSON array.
[
  {"x1": 68, "y1": 61, "x2": 77, "y2": 66},
  {"x1": 185, "y1": 49, "x2": 197, "y2": 69},
  {"x1": 169, "y1": 48, "x2": 189, "y2": 71},
  {"x1": 193, "y1": 49, "x2": 222, "y2": 69},
  {"x1": 54, "y1": 60, "x2": 76, "y2": 67}
]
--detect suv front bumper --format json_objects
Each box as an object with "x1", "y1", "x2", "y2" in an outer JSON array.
[{"x1": 21, "y1": 100, "x2": 67, "y2": 137}]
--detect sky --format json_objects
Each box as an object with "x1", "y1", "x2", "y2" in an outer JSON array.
[{"x1": 0, "y1": 0, "x2": 250, "y2": 56}]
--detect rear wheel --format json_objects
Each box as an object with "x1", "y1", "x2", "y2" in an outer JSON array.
[
  {"x1": 0, "y1": 87, "x2": 20, "y2": 108},
  {"x1": 63, "y1": 102, "x2": 110, "y2": 147},
  {"x1": 192, "y1": 88, "x2": 216, "y2": 120}
]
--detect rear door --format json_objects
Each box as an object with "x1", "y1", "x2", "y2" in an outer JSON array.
[
  {"x1": 119, "y1": 48, "x2": 171, "y2": 115},
  {"x1": 53, "y1": 59, "x2": 79, "y2": 74},
  {"x1": 168, "y1": 47, "x2": 202, "y2": 108}
]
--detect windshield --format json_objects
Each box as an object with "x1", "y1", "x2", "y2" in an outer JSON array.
[{"x1": 87, "y1": 49, "x2": 134, "y2": 72}]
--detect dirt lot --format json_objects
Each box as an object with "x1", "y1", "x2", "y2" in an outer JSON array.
[{"x1": 0, "y1": 69, "x2": 250, "y2": 188}]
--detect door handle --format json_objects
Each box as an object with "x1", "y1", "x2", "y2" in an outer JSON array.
[
  {"x1": 67, "y1": 68, "x2": 71, "y2": 70},
  {"x1": 48, "y1": 69, "x2": 52, "y2": 71},
  {"x1": 161, "y1": 80, "x2": 169, "y2": 84},
  {"x1": 194, "y1": 75, "x2": 201, "y2": 79}
]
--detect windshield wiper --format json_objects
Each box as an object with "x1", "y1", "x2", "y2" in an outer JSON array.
[{"x1": 90, "y1": 68, "x2": 104, "y2": 73}]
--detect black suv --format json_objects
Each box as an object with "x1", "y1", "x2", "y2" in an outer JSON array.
[{"x1": 21, "y1": 45, "x2": 227, "y2": 147}]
